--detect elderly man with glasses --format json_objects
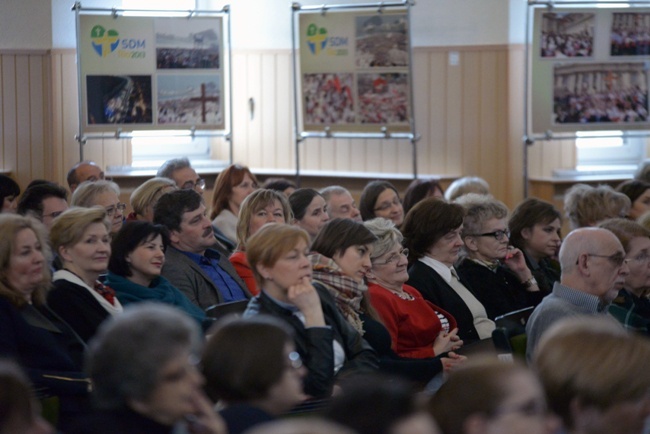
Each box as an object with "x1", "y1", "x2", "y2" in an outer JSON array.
[{"x1": 526, "y1": 227, "x2": 629, "y2": 361}]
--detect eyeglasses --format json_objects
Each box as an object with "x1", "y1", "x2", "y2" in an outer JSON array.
[
  {"x1": 472, "y1": 229, "x2": 511, "y2": 241},
  {"x1": 287, "y1": 351, "x2": 303, "y2": 370},
  {"x1": 182, "y1": 178, "x2": 206, "y2": 191},
  {"x1": 105, "y1": 203, "x2": 126, "y2": 217},
  {"x1": 373, "y1": 248, "x2": 409, "y2": 266},
  {"x1": 42, "y1": 210, "x2": 66, "y2": 219},
  {"x1": 582, "y1": 252, "x2": 628, "y2": 267},
  {"x1": 374, "y1": 197, "x2": 402, "y2": 212}
]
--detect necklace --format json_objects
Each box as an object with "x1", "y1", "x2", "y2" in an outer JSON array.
[{"x1": 386, "y1": 287, "x2": 415, "y2": 301}]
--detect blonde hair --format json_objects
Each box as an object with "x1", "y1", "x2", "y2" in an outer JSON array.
[
  {"x1": 236, "y1": 189, "x2": 292, "y2": 250},
  {"x1": 50, "y1": 207, "x2": 110, "y2": 253},
  {"x1": 130, "y1": 177, "x2": 177, "y2": 219},
  {"x1": 71, "y1": 180, "x2": 121, "y2": 208},
  {"x1": 563, "y1": 184, "x2": 631, "y2": 230},
  {"x1": 0, "y1": 214, "x2": 52, "y2": 307}
]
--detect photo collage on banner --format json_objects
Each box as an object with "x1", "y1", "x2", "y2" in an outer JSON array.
[
  {"x1": 299, "y1": 9, "x2": 411, "y2": 133},
  {"x1": 79, "y1": 14, "x2": 224, "y2": 131},
  {"x1": 531, "y1": 9, "x2": 650, "y2": 134}
]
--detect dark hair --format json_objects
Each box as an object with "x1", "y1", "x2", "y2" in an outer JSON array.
[
  {"x1": 401, "y1": 197, "x2": 464, "y2": 260},
  {"x1": 616, "y1": 179, "x2": 650, "y2": 205},
  {"x1": 262, "y1": 178, "x2": 296, "y2": 193},
  {"x1": 311, "y1": 218, "x2": 377, "y2": 258},
  {"x1": 109, "y1": 221, "x2": 170, "y2": 277},
  {"x1": 0, "y1": 175, "x2": 20, "y2": 209},
  {"x1": 402, "y1": 179, "x2": 444, "y2": 215},
  {"x1": 359, "y1": 181, "x2": 400, "y2": 221},
  {"x1": 0, "y1": 360, "x2": 40, "y2": 432},
  {"x1": 17, "y1": 182, "x2": 67, "y2": 219},
  {"x1": 202, "y1": 315, "x2": 293, "y2": 402},
  {"x1": 508, "y1": 198, "x2": 562, "y2": 249},
  {"x1": 210, "y1": 164, "x2": 258, "y2": 220},
  {"x1": 153, "y1": 189, "x2": 203, "y2": 232},
  {"x1": 289, "y1": 188, "x2": 322, "y2": 221}
]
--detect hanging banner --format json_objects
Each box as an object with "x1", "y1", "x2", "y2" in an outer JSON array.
[
  {"x1": 79, "y1": 14, "x2": 224, "y2": 132},
  {"x1": 298, "y1": 9, "x2": 412, "y2": 133}
]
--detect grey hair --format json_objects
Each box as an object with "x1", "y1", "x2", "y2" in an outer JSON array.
[
  {"x1": 563, "y1": 184, "x2": 631, "y2": 230},
  {"x1": 444, "y1": 176, "x2": 490, "y2": 202},
  {"x1": 320, "y1": 185, "x2": 350, "y2": 202},
  {"x1": 364, "y1": 217, "x2": 404, "y2": 260},
  {"x1": 456, "y1": 193, "x2": 509, "y2": 237},
  {"x1": 71, "y1": 180, "x2": 120, "y2": 208},
  {"x1": 86, "y1": 303, "x2": 201, "y2": 410},
  {"x1": 156, "y1": 157, "x2": 191, "y2": 179},
  {"x1": 130, "y1": 177, "x2": 177, "y2": 217}
]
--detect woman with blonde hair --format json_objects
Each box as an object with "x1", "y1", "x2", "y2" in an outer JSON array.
[
  {"x1": 210, "y1": 164, "x2": 258, "y2": 244},
  {"x1": 71, "y1": 180, "x2": 125, "y2": 235},
  {"x1": 563, "y1": 183, "x2": 631, "y2": 230},
  {"x1": 127, "y1": 177, "x2": 176, "y2": 222}
]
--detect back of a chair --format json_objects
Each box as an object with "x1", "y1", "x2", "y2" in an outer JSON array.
[
  {"x1": 492, "y1": 306, "x2": 535, "y2": 361},
  {"x1": 494, "y1": 306, "x2": 535, "y2": 333},
  {"x1": 205, "y1": 299, "x2": 250, "y2": 319}
]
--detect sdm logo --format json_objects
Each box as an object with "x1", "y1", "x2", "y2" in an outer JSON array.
[
  {"x1": 306, "y1": 24, "x2": 328, "y2": 55},
  {"x1": 91, "y1": 25, "x2": 119, "y2": 57}
]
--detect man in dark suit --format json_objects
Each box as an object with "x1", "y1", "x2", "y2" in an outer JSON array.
[{"x1": 154, "y1": 189, "x2": 250, "y2": 310}]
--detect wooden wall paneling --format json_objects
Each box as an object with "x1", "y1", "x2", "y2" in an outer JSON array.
[
  {"x1": 445, "y1": 51, "x2": 463, "y2": 175},
  {"x1": 478, "y1": 50, "x2": 500, "y2": 195},
  {"x1": 427, "y1": 51, "x2": 448, "y2": 175},
  {"x1": 274, "y1": 52, "x2": 293, "y2": 169},
  {"x1": 411, "y1": 50, "x2": 431, "y2": 174},
  {"x1": 50, "y1": 52, "x2": 65, "y2": 183},
  {"x1": 560, "y1": 138, "x2": 575, "y2": 170},
  {"x1": 27, "y1": 55, "x2": 45, "y2": 181},
  {"x1": 507, "y1": 46, "x2": 525, "y2": 205},
  {"x1": 61, "y1": 51, "x2": 82, "y2": 182},
  {"x1": 460, "y1": 51, "x2": 481, "y2": 177},
  {"x1": 245, "y1": 53, "x2": 262, "y2": 167},
  {"x1": 38, "y1": 54, "x2": 53, "y2": 182},
  {"x1": 261, "y1": 52, "x2": 277, "y2": 168},
  {"x1": 349, "y1": 137, "x2": 366, "y2": 172},
  {"x1": 231, "y1": 52, "x2": 248, "y2": 163},
  {"x1": 333, "y1": 138, "x2": 350, "y2": 172},
  {"x1": 2, "y1": 55, "x2": 17, "y2": 177},
  {"x1": 364, "y1": 138, "x2": 381, "y2": 172}
]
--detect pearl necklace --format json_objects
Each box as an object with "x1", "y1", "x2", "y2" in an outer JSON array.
[{"x1": 386, "y1": 287, "x2": 415, "y2": 301}]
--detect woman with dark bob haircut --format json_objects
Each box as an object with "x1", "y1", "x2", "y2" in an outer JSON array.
[
  {"x1": 359, "y1": 180, "x2": 404, "y2": 226},
  {"x1": 403, "y1": 198, "x2": 494, "y2": 344},
  {"x1": 616, "y1": 179, "x2": 650, "y2": 220},
  {"x1": 402, "y1": 178, "x2": 444, "y2": 215},
  {"x1": 202, "y1": 315, "x2": 306, "y2": 434},
  {"x1": 105, "y1": 221, "x2": 207, "y2": 326},
  {"x1": 289, "y1": 188, "x2": 329, "y2": 242},
  {"x1": 0, "y1": 174, "x2": 20, "y2": 213}
]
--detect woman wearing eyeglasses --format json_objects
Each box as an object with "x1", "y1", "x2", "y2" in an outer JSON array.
[
  {"x1": 455, "y1": 194, "x2": 542, "y2": 320},
  {"x1": 598, "y1": 218, "x2": 650, "y2": 335},
  {"x1": 71, "y1": 180, "x2": 125, "y2": 235},
  {"x1": 359, "y1": 180, "x2": 405, "y2": 227}
]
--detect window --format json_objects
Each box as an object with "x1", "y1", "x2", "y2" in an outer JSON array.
[{"x1": 575, "y1": 131, "x2": 645, "y2": 173}]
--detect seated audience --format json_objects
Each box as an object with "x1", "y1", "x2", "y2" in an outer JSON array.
[
  {"x1": 69, "y1": 304, "x2": 225, "y2": 434},
  {"x1": 202, "y1": 316, "x2": 307, "y2": 434},
  {"x1": 127, "y1": 177, "x2": 176, "y2": 222},
  {"x1": 154, "y1": 189, "x2": 249, "y2": 310},
  {"x1": 243, "y1": 224, "x2": 378, "y2": 398},
  {"x1": 320, "y1": 186, "x2": 362, "y2": 221},
  {"x1": 429, "y1": 357, "x2": 557, "y2": 434},
  {"x1": 359, "y1": 180, "x2": 404, "y2": 226},
  {"x1": 289, "y1": 188, "x2": 330, "y2": 242},
  {"x1": 598, "y1": 218, "x2": 650, "y2": 335},
  {"x1": 66, "y1": 161, "x2": 104, "y2": 193},
  {"x1": 616, "y1": 179, "x2": 650, "y2": 220},
  {"x1": 0, "y1": 174, "x2": 20, "y2": 213},
  {"x1": 533, "y1": 316, "x2": 650, "y2": 434},
  {"x1": 156, "y1": 157, "x2": 205, "y2": 196},
  {"x1": 456, "y1": 194, "x2": 543, "y2": 319},
  {"x1": 71, "y1": 180, "x2": 125, "y2": 235},
  {"x1": 525, "y1": 227, "x2": 628, "y2": 360},
  {"x1": 444, "y1": 176, "x2": 490, "y2": 202},
  {"x1": 262, "y1": 177, "x2": 296, "y2": 198},
  {"x1": 402, "y1": 178, "x2": 445, "y2": 215},
  {"x1": 48, "y1": 207, "x2": 123, "y2": 342},
  {"x1": 17, "y1": 182, "x2": 69, "y2": 231},
  {"x1": 403, "y1": 198, "x2": 495, "y2": 343},
  {"x1": 563, "y1": 183, "x2": 630, "y2": 230},
  {"x1": 105, "y1": 221, "x2": 207, "y2": 326},
  {"x1": 210, "y1": 164, "x2": 258, "y2": 245},
  {"x1": 0, "y1": 214, "x2": 88, "y2": 430},
  {"x1": 230, "y1": 189, "x2": 292, "y2": 295},
  {"x1": 508, "y1": 198, "x2": 562, "y2": 294}
]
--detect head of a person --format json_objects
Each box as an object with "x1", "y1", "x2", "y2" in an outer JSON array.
[
  {"x1": 210, "y1": 164, "x2": 258, "y2": 219},
  {"x1": 0, "y1": 360, "x2": 53, "y2": 434},
  {"x1": 457, "y1": 194, "x2": 510, "y2": 262},
  {"x1": 247, "y1": 224, "x2": 312, "y2": 295},
  {"x1": 616, "y1": 179, "x2": 650, "y2": 220},
  {"x1": 0, "y1": 175, "x2": 20, "y2": 214},
  {"x1": 429, "y1": 358, "x2": 554, "y2": 434},
  {"x1": 156, "y1": 157, "x2": 205, "y2": 195},
  {"x1": 67, "y1": 160, "x2": 104, "y2": 192},
  {"x1": 444, "y1": 176, "x2": 490, "y2": 202},
  {"x1": 534, "y1": 316, "x2": 650, "y2": 434},
  {"x1": 50, "y1": 207, "x2": 111, "y2": 280},
  {"x1": 326, "y1": 374, "x2": 439, "y2": 434},
  {"x1": 401, "y1": 197, "x2": 465, "y2": 267},
  {"x1": 86, "y1": 303, "x2": 203, "y2": 426},
  {"x1": 71, "y1": 180, "x2": 124, "y2": 234},
  {"x1": 289, "y1": 188, "x2": 330, "y2": 241},
  {"x1": 320, "y1": 186, "x2": 362, "y2": 222},
  {"x1": 402, "y1": 179, "x2": 445, "y2": 215},
  {"x1": 236, "y1": 189, "x2": 292, "y2": 250},
  {"x1": 564, "y1": 184, "x2": 631, "y2": 230},
  {"x1": 508, "y1": 198, "x2": 562, "y2": 262},
  {"x1": 202, "y1": 315, "x2": 305, "y2": 414},
  {"x1": 262, "y1": 178, "x2": 297, "y2": 198},
  {"x1": 634, "y1": 158, "x2": 650, "y2": 183},
  {"x1": 154, "y1": 189, "x2": 213, "y2": 255},
  {"x1": 359, "y1": 181, "x2": 404, "y2": 226},
  {"x1": 0, "y1": 214, "x2": 51, "y2": 307},
  {"x1": 17, "y1": 182, "x2": 69, "y2": 231},
  {"x1": 598, "y1": 218, "x2": 650, "y2": 295},
  {"x1": 364, "y1": 218, "x2": 409, "y2": 290},
  {"x1": 311, "y1": 218, "x2": 378, "y2": 283},
  {"x1": 130, "y1": 177, "x2": 177, "y2": 222},
  {"x1": 558, "y1": 227, "x2": 629, "y2": 303},
  {"x1": 108, "y1": 221, "x2": 169, "y2": 286},
  {"x1": 244, "y1": 418, "x2": 357, "y2": 434}
]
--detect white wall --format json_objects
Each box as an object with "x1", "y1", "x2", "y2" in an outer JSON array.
[{"x1": 0, "y1": 0, "x2": 51, "y2": 49}]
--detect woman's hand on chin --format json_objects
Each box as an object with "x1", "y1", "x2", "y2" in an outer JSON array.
[
  {"x1": 288, "y1": 277, "x2": 326, "y2": 327},
  {"x1": 185, "y1": 390, "x2": 227, "y2": 434}
]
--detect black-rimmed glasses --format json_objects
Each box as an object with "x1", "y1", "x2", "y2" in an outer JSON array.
[
  {"x1": 472, "y1": 229, "x2": 510, "y2": 241},
  {"x1": 373, "y1": 248, "x2": 409, "y2": 266}
]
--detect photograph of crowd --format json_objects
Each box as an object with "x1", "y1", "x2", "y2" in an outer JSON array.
[
  {"x1": 357, "y1": 73, "x2": 409, "y2": 124},
  {"x1": 155, "y1": 18, "x2": 220, "y2": 69},
  {"x1": 541, "y1": 13, "x2": 594, "y2": 58},
  {"x1": 553, "y1": 63, "x2": 648, "y2": 124},
  {"x1": 355, "y1": 14, "x2": 409, "y2": 68},
  {"x1": 157, "y1": 74, "x2": 221, "y2": 125},
  {"x1": 303, "y1": 73, "x2": 356, "y2": 125},
  {"x1": 86, "y1": 75, "x2": 152, "y2": 124},
  {"x1": 611, "y1": 13, "x2": 650, "y2": 56}
]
